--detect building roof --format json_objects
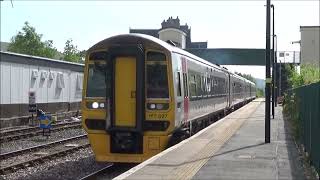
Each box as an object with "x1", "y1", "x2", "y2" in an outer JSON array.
[
  {"x1": 189, "y1": 42, "x2": 208, "y2": 49},
  {"x1": 0, "y1": 51, "x2": 84, "y2": 72},
  {"x1": 300, "y1": 26, "x2": 320, "y2": 29},
  {"x1": 0, "y1": 42, "x2": 10, "y2": 52},
  {"x1": 129, "y1": 29, "x2": 159, "y2": 38}
]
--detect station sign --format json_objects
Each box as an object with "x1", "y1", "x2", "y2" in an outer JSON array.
[{"x1": 29, "y1": 91, "x2": 37, "y2": 112}]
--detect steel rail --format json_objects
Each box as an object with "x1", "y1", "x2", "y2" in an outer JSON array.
[
  {"x1": 0, "y1": 123, "x2": 82, "y2": 143},
  {"x1": 0, "y1": 134, "x2": 87, "y2": 160},
  {"x1": 0, "y1": 121, "x2": 81, "y2": 137}
]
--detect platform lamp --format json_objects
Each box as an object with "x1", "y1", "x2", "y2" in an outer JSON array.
[
  {"x1": 265, "y1": 0, "x2": 271, "y2": 143},
  {"x1": 273, "y1": 34, "x2": 278, "y2": 106},
  {"x1": 271, "y1": 4, "x2": 275, "y2": 119}
]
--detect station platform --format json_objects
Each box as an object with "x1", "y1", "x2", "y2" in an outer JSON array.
[{"x1": 115, "y1": 99, "x2": 305, "y2": 180}]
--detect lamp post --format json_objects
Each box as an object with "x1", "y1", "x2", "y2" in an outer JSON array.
[
  {"x1": 265, "y1": 0, "x2": 271, "y2": 143},
  {"x1": 279, "y1": 58, "x2": 281, "y2": 97},
  {"x1": 274, "y1": 35, "x2": 278, "y2": 106},
  {"x1": 271, "y1": 4, "x2": 275, "y2": 117}
]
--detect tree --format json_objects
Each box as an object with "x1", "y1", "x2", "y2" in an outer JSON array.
[
  {"x1": 234, "y1": 72, "x2": 256, "y2": 83},
  {"x1": 78, "y1": 50, "x2": 87, "y2": 62},
  {"x1": 62, "y1": 39, "x2": 84, "y2": 63},
  {"x1": 8, "y1": 21, "x2": 58, "y2": 58}
]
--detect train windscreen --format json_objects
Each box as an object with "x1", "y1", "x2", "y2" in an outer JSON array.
[
  {"x1": 146, "y1": 52, "x2": 169, "y2": 99},
  {"x1": 86, "y1": 63, "x2": 111, "y2": 97}
]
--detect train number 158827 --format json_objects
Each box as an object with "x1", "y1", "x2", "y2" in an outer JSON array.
[{"x1": 147, "y1": 113, "x2": 168, "y2": 119}]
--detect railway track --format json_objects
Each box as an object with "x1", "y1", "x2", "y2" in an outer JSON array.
[
  {"x1": 0, "y1": 134, "x2": 87, "y2": 160},
  {"x1": 0, "y1": 121, "x2": 82, "y2": 143},
  {"x1": 0, "y1": 135, "x2": 89, "y2": 175}
]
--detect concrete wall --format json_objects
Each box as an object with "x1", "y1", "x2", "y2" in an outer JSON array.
[
  {"x1": 0, "y1": 51, "x2": 84, "y2": 119},
  {"x1": 159, "y1": 28, "x2": 187, "y2": 49},
  {"x1": 300, "y1": 26, "x2": 320, "y2": 67}
]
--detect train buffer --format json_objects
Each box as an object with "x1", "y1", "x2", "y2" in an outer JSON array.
[{"x1": 114, "y1": 98, "x2": 305, "y2": 180}]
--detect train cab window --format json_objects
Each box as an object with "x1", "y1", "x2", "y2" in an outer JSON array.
[
  {"x1": 89, "y1": 51, "x2": 108, "y2": 61},
  {"x1": 147, "y1": 52, "x2": 166, "y2": 61},
  {"x1": 86, "y1": 63, "x2": 111, "y2": 97},
  {"x1": 146, "y1": 52, "x2": 168, "y2": 98}
]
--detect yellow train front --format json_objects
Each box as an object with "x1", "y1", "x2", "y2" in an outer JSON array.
[
  {"x1": 82, "y1": 33, "x2": 256, "y2": 163},
  {"x1": 82, "y1": 34, "x2": 176, "y2": 163}
]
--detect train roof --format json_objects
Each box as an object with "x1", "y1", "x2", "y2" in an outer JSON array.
[
  {"x1": 89, "y1": 33, "x2": 224, "y2": 71},
  {"x1": 89, "y1": 33, "x2": 255, "y2": 85}
]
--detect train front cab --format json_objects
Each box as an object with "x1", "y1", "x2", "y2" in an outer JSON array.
[{"x1": 82, "y1": 40, "x2": 176, "y2": 163}]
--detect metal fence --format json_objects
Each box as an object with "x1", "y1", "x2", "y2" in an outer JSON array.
[{"x1": 288, "y1": 82, "x2": 320, "y2": 174}]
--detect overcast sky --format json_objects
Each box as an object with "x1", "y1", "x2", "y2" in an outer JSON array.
[{"x1": 1, "y1": 1, "x2": 319, "y2": 79}]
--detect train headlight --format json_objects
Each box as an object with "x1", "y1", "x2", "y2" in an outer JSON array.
[
  {"x1": 99, "y1": 103, "x2": 105, "y2": 108},
  {"x1": 147, "y1": 103, "x2": 169, "y2": 110},
  {"x1": 92, "y1": 102, "x2": 99, "y2": 109},
  {"x1": 86, "y1": 101, "x2": 106, "y2": 109},
  {"x1": 156, "y1": 104, "x2": 163, "y2": 110},
  {"x1": 149, "y1": 104, "x2": 156, "y2": 109}
]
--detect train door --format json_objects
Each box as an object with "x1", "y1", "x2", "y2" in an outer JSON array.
[
  {"x1": 230, "y1": 76, "x2": 234, "y2": 107},
  {"x1": 109, "y1": 45, "x2": 144, "y2": 154},
  {"x1": 115, "y1": 57, "x2": 136, "y2": 127},
  {"x1": 227, "y1": 73, "x2": 230, "y2": 107},
  {"x1": 181, "y1": 57, "x2": 189, "y2": 124}
]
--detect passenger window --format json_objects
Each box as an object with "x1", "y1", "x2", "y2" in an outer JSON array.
[
  {"x1": 207, "y1": 77, "x2": 211, "y2": 93},
  {"x1": 188, "y1": 73, "x2": 197, "y2": 98},
  {"x1": 196, "y1": 75, "x2": 202, "y2": 97}
]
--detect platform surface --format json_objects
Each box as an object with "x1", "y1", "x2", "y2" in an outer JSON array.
[{"x1": 115, "y1": 99, "x2": 305, "y2": 180}]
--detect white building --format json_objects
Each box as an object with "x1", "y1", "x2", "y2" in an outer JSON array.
[
  {"x1": 300, "y1": 26, "x2": 320, "y2": 67},
  {"x1": 0, "y1": 51, "x2": 84, "y2": 127}
]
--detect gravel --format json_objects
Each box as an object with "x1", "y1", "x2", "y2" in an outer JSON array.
[
  {"x1": 1, "y1": 147, "x2": 135, "y2": 180},
  {"x1": 1, "y1": 148, "x2": 96, "y2": 180},
  {"x1": 1, "y1": 138, "x2": 88, "y2": 168},
  {"x1": 1, "y1": 123, "x2": 136, "y2": 180},
  {"x1": 0, "y1": 128, "x2": 86, "y2": 154}
]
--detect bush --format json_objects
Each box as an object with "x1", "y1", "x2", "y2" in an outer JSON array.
[
  {"x1": 283, "y1": 91, "x2": 300, "y2": 139},
  {"x1": 283, "y1": 64, "x2": 319, "y2": 140},
  {"x1": 288, "y1": 64, "x2": 320, "y2": 88},
  {"x1": 256, "y1": 88, "x2": 264, "y2": 97}
]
